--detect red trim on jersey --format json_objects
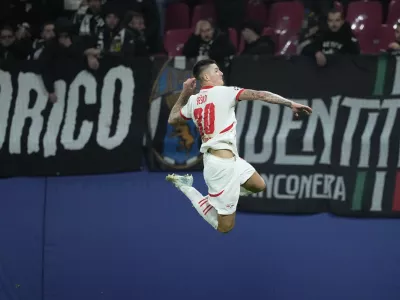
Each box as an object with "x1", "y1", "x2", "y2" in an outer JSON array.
[
  {"x1": 199, "y1": 198, "x2": 208, "y2": 207},
  {"x1": 209, "y1": 190, "x2": 224, "y2": 197},
  {"x1": 220, "y1": 122, "x2": 234, "y2": 134},
  {"x1": 201, "y1": 86, "x2": 214, "y2": 90},
  {"x1": 236, "y1": 88, "x2": 245, "y2": 101},
  {"x1": 179, "y1": 108, "x2": 191, "y2": 120},
  {"x1": 204, "y1": 205, "x2": 214, "y2": 215}
]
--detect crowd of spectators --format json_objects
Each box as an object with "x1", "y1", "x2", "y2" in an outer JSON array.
[{"x1": 0, "y1": 0, "x2": 399, "y2": 73}]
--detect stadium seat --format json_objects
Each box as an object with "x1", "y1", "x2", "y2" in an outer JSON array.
[
  {"x1": 268, "y1": 1, "x2": 303, "y2": 56},
  {"x1": 378, "y1": 24, "x2": 396, "y2": 51},
  {"x1": 346, "y1": 1, "x2": 382, "y2": 32},
  {"x1": 191, "y1": 3, "x2": 216, "y2": 28},
  {"x1": 164, "y1": 29, "x2": 192, "y2": 56},
  {"x1": 275, "y1": 33, "x2": 298, "y2": 55},
  {"x1": 262, "y1": 27, "x2": 274, "y2": 36},
  {"x1": 245, "y1": 1, "x2": 268, "y2": 26},
  {"x1": 165, "y1": 3, "x2": 190, "y2": 31},
  {"x1": 268, "y1": 1, "x2": 304, "y2": 33},
  {"x1": 387, "y1": 0, "x2": 400, "y2": 27},
  {"x1": 346, "y1": 1, "x2": 383, "y2": 54}
]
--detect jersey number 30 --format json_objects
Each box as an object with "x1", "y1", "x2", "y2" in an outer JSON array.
[{"x1": 193, "y1": 103, "x2": 215, "y2": 137}]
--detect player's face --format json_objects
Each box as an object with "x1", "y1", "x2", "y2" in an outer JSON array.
[{"x1": 205, "y1": 64, "x2": 224, "y2": 86}]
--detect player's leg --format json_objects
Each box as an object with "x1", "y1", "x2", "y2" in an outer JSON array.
[
  {"x1": 217, "y1": 212, "x2": 236, "y2": 233},
  {"x1": 166, "y1": 174, "x2": 219, "y2": 230},
  {"x1": 237, "y1": 158, "x2": 266, "y2": 195},
  {"x1": 204, "y1": 153, "x2": 240, "y2": 233}
]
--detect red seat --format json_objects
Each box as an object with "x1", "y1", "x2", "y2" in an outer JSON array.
[
  {"x1": 378, "y1": 24, "x2": 396, "y2": 51},
  {"x1": 387, "y1": 0, "x2": 400, "y2": 27},
  {"x1": 346, "y1": 1, "x2": 382, "y2": 32},
  {"x1": 245, "y1": 1, "x2": 268, "y2": 26},
  {"x1": 191, "y1": 4, "x2": 216, "y2": 28},
  {"x1": 268, "y1": 1, "x2": 303, "y2": 56},
  {"x1": 262, "y1": 27, "x2": 274, "y2": 36},
  {"x1": 268, "y1": 1, "x2": 304, "y2": 33},
  {"x1": 346, "y1": 1, "x2": 382, "y2": 54},
  {"x1": 275, "y1": 31, "x2": 298, "y2": 55},
  {"x1": 165, "y1": 3, "x2": 190, "y2": 31},
  {"x1": 164, "y1": 29, "x2": 192, "y2": 56}
]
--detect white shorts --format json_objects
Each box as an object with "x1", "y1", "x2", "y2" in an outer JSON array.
[{"x1": 203, "y1": 152, "x2": 256, "y2": 215}]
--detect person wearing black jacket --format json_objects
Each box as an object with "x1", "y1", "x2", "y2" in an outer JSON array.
[
  {"x1": 106, "y1": 0, "x2": 161, "y2": 53},
  {"x1": 38, "y1": 18, "x2": 86, "y2": 103},
  {"x1": 0, "y1": 25, "x2": 31, "y2": 67},
  {"x1": 241, "y1": 20, "x2": 274, "y2": 56},
  {"x1": 182, "y1": 20, "x2": 236, "y2": 63},
  {"x1": 83, "y1": 6, "x2": 147, "y2": 70},
  {"x1": 74, "y1": 0, "x2": 105, "y2": 38},
  {"x1": 311, "y1": 9, "x2": 360, "y2": 67},
  {"x1": 28, "y1": 22, "x2": 56, "y2": 60},
  {"x1": 123, "y1": 11, "x2": 150, "y2": 57}
]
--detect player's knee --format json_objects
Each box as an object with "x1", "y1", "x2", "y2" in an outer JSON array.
[
  {"x1": 217, "y1": 218, "x2": 235, "y2": 233},
  {"x1": 218, "y1": 223, "x2": 235, "y2": 233},
  {"x1": 257, "y1": 180, "x2": 266, "y2": 192}
]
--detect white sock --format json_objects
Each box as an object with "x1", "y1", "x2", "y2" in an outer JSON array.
[
  {"x1": 240, "y1": 186, "x2": 254, "y2": 196},
  {"x1": 180, "y1": 186, "x2": 218, "y2": 230}
]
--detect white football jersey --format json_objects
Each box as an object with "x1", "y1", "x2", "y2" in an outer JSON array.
[{"x1": 180, "y1": 85, "x2": 244, "y2": 157}]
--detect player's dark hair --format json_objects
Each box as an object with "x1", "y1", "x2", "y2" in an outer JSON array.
[{"x1": 192, "y1": 59, "x2": 217, "y2": 80}]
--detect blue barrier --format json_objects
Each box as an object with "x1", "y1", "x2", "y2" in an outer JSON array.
[{"x1": 1, "y1": 172, "x2": 400, "y2": 300}]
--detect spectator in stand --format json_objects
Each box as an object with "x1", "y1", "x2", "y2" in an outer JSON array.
[
  {"x1": 106, "y1": 0, "x2": 161, "y2": 53},
  {"x1": 182, "y1": 20, "x2": 235, "y2": 63},
  {"x1": 0, "y1": 25, "x2": 31, "y2": 66},
  {"x1": 74, "y1": 0, "x2": 104, "y2": 37},
  {"x1": 38, "y1": 18, "x2": 86, "y2": 103},
  {"x1": 72, "y1": 0, "x2": 89, "y2": 24},
  {"x1": 83, "y1": 7, "x2": 148, "y2": 70},
  {"x1": 28, "y1": 21, "x2": 56, "y2": 60},
  {"x1": 309, "y1": 9, "x2": 360, "y2": 67},
  {"x1": 240, "y1": 20, "x2": 274, "y2": 56},
  {"x1": 387, "y1": 22, "x2": 400, "y2": 55},
  {"x1": 123, "y1": 11, "x2": 150, "y2": 56}
]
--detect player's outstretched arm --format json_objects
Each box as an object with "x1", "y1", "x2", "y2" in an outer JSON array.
[
  {"x1": 238, "y1": 89, "x2": 312, "y2": 117},
  {"x1": 238, "y1": 89, "x2": 293, "y2": 106},
  {"x1": 168, "y1": 78, "x2": 196, "y2": 125}
]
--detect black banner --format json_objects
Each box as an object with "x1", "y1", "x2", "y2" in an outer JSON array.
[
  {"x1": 0, "y1": 57, "x2": 152, "y2": 177},
  {"x1": 231, "y1": 55, "x2": 400, "y2": 217}
]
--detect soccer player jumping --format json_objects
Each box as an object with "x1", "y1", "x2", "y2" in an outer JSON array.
[{"x1": 166, "y1": 59, "x2": 312, "y2": 233}]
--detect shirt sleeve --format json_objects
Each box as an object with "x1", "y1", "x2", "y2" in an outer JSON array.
[
  {"x1": 179, "y1": 100, "x2": 192, "y2": 120},
  {"x1": 225, "y1": 86, "x2": 245, "y2": 104}
]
